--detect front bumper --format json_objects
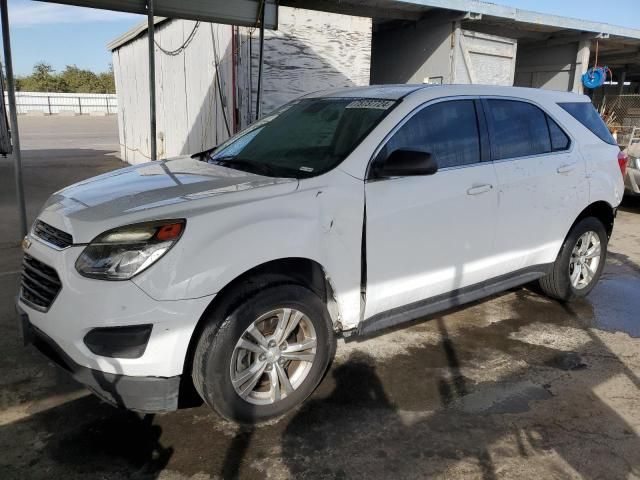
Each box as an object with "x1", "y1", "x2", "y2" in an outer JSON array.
[
  {"x1": 18, "y1": 305, "x2": 180, "y2": 412},
  {"x1": 17, "y1": 236, "x2": 214, "y2": 378}
]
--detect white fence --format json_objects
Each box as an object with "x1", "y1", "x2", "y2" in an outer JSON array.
[{"x1": 5, "y1": 92, "x2": 118, "y2": 115}]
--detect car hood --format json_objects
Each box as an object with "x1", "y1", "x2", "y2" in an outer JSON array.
[{"x1": 36, "y1": 156, "x2": 298, "y2": 242}]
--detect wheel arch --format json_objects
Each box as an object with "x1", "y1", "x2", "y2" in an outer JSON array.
[
  {"x1": 572, "y1": 200, "x2": 616, "y2": 238},
  {"x1": 178, "y1": 257, "x2": 340, "y2": 405}
]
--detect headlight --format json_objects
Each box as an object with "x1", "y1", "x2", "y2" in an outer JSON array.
[{"x1": 75, "y1": 219, "x2": 185, "y2": 280}]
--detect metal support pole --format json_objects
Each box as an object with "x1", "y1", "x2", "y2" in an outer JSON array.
[
  {"x1": 47, "y1": 96, "x2": 51, "y2": 115},
  {"x1": 618, "y1": 70, "x2": 627, "y2": 96},
  {"x1": 255, "y1": 4, "x2": 265, "y2": 121},
  {"x1": 1, "y1": 0, "x2": 27, "y2": 237},
  {"x1": 147, "y1": 0, "x2": 157, "y2": 161}
]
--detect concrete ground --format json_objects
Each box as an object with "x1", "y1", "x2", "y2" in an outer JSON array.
[{"x1": 2, "y1": 116, "x2": 640, "y2": 479}]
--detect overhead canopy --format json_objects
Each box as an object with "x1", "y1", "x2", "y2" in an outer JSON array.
[
  {"x1": 282, "y1": 0, "x2": 640, "y2": 38},
  {"x1": 39, "y1": 0, "x2": 640, "y2": 79},
  {"x1": 282, "y1": 0, "x2": 640, "y2": 81},
  {"x1": 37, "y1": 0, "x2": 278, "y2": 29}
]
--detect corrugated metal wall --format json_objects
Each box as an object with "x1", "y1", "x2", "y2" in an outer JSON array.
[
  {"x1": 247, "y1": 8, "x2": 372, "y2": 119},
  {"x1": 112, "y1": 7, "x2": 372, "y2": 165}
]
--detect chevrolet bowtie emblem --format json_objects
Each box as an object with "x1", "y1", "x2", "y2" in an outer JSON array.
[{"x1": 21, "y1": 237, "x2": 32, "y2": 251}]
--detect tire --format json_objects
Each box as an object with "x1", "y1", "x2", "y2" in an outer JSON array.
[
  {"x1": 192, "y1": 283, "x2": 336, "y2": 424},
  {"x1": 539, "y1": 216, "x2": 608, "y2": 301}
]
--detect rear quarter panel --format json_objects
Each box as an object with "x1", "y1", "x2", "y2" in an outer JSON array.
[{"x1": 553, "y1": 105, "x2": 624, "y2": 209}]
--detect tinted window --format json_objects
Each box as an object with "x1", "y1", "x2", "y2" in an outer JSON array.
[
  {"x1": 381, "y1": 100, "x2": 480, "y2": 169},
  {"x1": 485, "y1": 99, "x2": 551, "y2": 160},
  {"x1": 547, "y1": 115, "x2": 570, "y2": 151},
  {"x1": 558, "y1": 102, "x2": 617, "y2": 145},
  {"x1": 210, "y1": 97, "x2": 396, "y2": 178}
]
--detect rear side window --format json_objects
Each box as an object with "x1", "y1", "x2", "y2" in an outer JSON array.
[
  {"x1": 381, "y1": 99, "x2": 481, "y2": 169},
  {"x1": 558, "y1": 102, "x2": 616, "y2": 145},
  {"x1": 547, "y1": 116, "x2": 571, "y2": 151},
  {"x1": 485, "y1": 99, "x2": 551, "y2": 160}
]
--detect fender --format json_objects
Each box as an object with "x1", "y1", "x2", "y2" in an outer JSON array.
[{"x1": 132, "y1": 169, "x2": 366, "y2": 330}]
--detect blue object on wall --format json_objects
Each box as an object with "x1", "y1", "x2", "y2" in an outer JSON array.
[{"x1": 582, "y1": 67, "x2": 608, "y2": 89}]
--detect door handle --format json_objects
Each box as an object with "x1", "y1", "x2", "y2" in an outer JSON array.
[
  {"x1": 557, "y1": 163, "x2": 577, "y2": 174},
  {"x1": 467, "y1": 184, "x2": 493, "y2": 196}
]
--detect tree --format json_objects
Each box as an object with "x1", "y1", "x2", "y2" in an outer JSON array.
[
  {"x1": 15, "y1": 62, "x2": 115, "y2": 93},
  {"x1": 16, "y1": 62, "x2": 62, "y2": 92},
  {"x1": 60, "y1": 65, "x2": 101, "y2": 93},
  {"x1": 98, "y1": 63, "x2": 116, "y2": 94}
]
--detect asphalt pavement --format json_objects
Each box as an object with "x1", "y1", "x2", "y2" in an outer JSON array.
[{"x1": 1, "y1": 116, "x2": 640, "y2": 479}]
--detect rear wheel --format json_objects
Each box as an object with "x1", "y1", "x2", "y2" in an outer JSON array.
[
  {"x1": 192, "y1": 284, "x2": 335, "y2": 423},
  {"x1": 539, "y1": 217, "x2": 607, "y2": 301}
]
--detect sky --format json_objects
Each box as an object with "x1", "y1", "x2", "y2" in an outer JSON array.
[{"x1": 5, "y1": 0, "x2": 640, "y2": 76}]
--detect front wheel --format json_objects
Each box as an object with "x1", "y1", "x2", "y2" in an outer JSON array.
[
  {"x1": 539, "y1": 217, "x2": 608, "y2": 301},
  {"x1": 192, "y1": 284, "x2": 336, "y2": 423}
]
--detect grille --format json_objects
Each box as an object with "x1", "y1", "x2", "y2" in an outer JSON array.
[
  {"x1": 20, "y1": 254, "x2": 62, "y2": 311},
  {"x1": 33, "y1": 220, "x2": 73, "y2": 249}
]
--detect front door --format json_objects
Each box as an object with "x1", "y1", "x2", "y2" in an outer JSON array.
[{"x1": 364, "y1": 99, "x2": 499, "y2": 319}]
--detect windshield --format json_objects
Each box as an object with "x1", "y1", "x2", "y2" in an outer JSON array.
[{"x1": 208, "y1": 97, "x2": 398, "y2": 178}]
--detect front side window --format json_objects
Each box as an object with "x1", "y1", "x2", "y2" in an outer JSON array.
[
  {"x1": 379, "y1": 100, "x2": 481, "y2": 169},
  {"x1": 209, "y1": 97, "x2": 397, "y2": 178},
  {"x1": 485, "y1": 99, "x2": 551, "y2": 160}
]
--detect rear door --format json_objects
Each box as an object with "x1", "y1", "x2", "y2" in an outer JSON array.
[
  {"x1": 483, "y1": 98, "x2": 588, "y2": 275},
  {"x1": 364, "y1": 98, "x2": 499, "y2": 319}
]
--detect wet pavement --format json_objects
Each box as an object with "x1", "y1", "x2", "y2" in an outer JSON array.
[{"x1": 2, "y1": 117, "x2": 640, "y2": 479}]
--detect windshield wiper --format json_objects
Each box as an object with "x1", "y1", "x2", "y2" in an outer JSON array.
[
  {"x1": 211, "y1": 157, "x2": 279, "y2": 177},
  {"x1": 191, "y1": 145, "x2": 218, "y2": 161}
]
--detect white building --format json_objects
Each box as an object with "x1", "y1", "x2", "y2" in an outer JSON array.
[{"x1": 108, "y1": 7, "x2": 372, "y2": 164}]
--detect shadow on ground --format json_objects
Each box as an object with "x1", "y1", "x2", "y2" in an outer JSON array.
[
  {"x1": 2, "y1": 116, "x2": 640, "y2": 479},
  {"x1": 279, "y1": 288, "x2": 640, "y2": 479},
  {"x1": 619, "y1": 194, "x2": 640, "y2": 213},
  {"x1": 2, "y1": 277, "x2": 640, "y2": 479}
]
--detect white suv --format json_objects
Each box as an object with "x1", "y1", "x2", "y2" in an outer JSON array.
[{"x1": 17, "y1": 85, "x2": 626, "y2": 423}]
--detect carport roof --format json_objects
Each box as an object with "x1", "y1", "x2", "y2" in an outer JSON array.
[
  {"x1": 281, "y1": 0, "x2": 640, "y2": 40},
  {"x1": 103, "y1": 0, "x2": 640, "y2": 81},
  {"x1": 108, "y1": 0, "x2": 640, "y2": 74},
  {"x1": 282, "y1": 0, "x2": 640, "y2": 81}
]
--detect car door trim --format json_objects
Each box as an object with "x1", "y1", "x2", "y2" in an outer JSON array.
[{"x1": 356, "y1": 263, "x2": 552, "y2": 337}]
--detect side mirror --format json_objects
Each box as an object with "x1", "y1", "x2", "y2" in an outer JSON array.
[{"x1": 374, "y1": 149, "x2": 438, "y2": 178}]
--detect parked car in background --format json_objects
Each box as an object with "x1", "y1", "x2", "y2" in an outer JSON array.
[
  {"x1": 17, "y1": 84, "x2": 626, "y2": 424},
  {"x1": 624, "y1": 143, "x2": 640, "y2": 195}
]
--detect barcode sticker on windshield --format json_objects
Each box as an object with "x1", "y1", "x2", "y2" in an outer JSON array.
[{"x1": 346, "y1": 99, "x2": 395, "y2": 110}]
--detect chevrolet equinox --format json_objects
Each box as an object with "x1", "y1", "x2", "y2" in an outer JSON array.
[{"x1": 17, "y1": 85, "x2": 627, "y2": 423}]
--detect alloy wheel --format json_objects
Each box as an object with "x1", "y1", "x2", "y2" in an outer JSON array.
[
  {"x1": 230, "y1": 308, "x2": 317, "y2": 405},
  {"x1": 569, "y1": 230, "x2": 601, "y2": 290}
]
